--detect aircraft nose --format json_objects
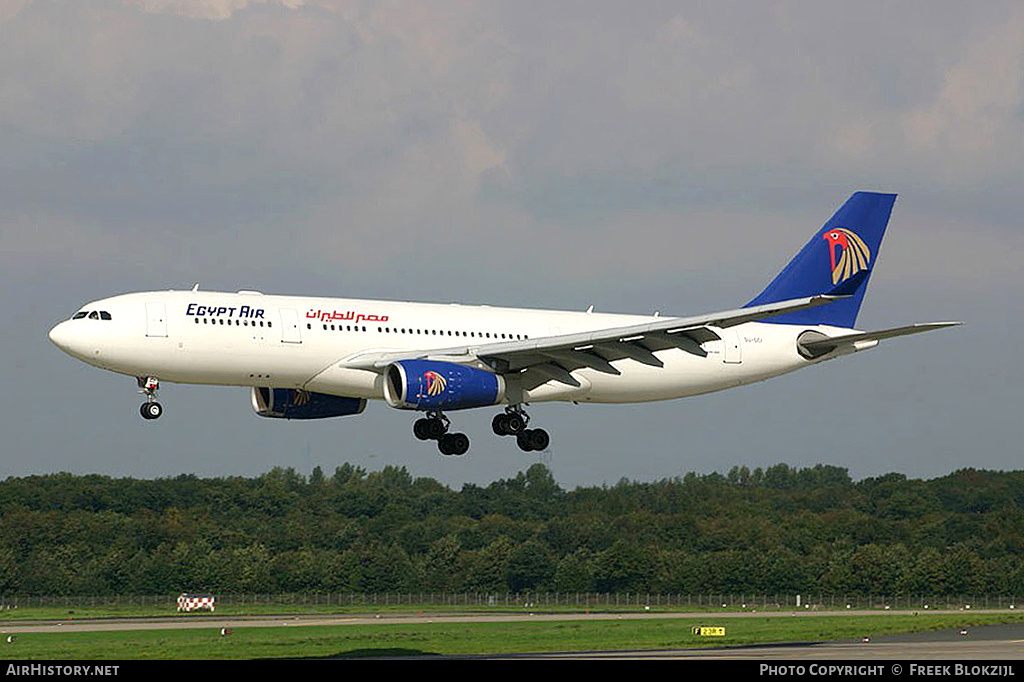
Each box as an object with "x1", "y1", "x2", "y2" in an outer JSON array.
[
  {"x1": 48, "y1": 321, "x2": 72, "y2": 351},
  {"x1": 48, "y1": 320, "x2": 87, "y2": 358},
  {"x1": 49, "y1": 316, "x2": 109, "y2": 364}
]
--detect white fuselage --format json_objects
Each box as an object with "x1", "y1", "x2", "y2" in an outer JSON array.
[{"x1": 48, "y1": 290, "x2": 861, "y2": 408}]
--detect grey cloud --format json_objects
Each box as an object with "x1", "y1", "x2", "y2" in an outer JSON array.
[{"x1": 3, "y1": 1, "x2": 1020, "y2": 278}]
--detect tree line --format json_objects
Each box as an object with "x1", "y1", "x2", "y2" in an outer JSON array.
[{"x1": 1, "y1": 462, "x2": 1023, "y2": 597}]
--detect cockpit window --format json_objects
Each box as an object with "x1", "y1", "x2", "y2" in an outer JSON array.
[{"x1": 73, "y1": 310, "x2": 112, "y2": 320}]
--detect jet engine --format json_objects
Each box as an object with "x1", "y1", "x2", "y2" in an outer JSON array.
[
  {"x1": 251, "y1": 387, "x2": 366, "y2": 419},
  {"x1": 384, "y1": 360, "x2": 505, "y2": 411}
]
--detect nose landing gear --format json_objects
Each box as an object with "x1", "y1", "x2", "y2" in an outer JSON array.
[
  {"x1": 492, "y1": 405, "x2": 550, "y2": 452},
  {"x1": 137, "y1": 376, "x2": 163, "y2": 420}
]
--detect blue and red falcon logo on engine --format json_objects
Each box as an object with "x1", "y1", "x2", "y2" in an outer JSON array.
[{"x1": 424, "y1": 371, "x2": 447, "y2": 396}]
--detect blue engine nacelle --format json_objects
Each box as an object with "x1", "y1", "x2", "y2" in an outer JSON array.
[
  {"x1": 384, "y1": 360, "x2": 506, "y2": 411},
  {"x1": 251, "y1": 387, "x2": 367, "y2": 420}
]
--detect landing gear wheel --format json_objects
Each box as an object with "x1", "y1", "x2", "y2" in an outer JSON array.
[
  {"x1": 438, "y1": 432, "x2": 470, "y2": 456},
  {"x1": 425, "y1": 418, "x2": 448, "y2": 440},
  {"x1": 493, "y1": 407, "x2": 528, "y2": 436},
  {"x1": 413, "y1": 418, "x2": 432, "y2": 440},
  {"x1": 412, "y1": 413, "x2": 468, "y2": 455},
  {"x1": 505, "y1": 413, "x2": 526, "y2": 434},
  {"x1": 531, "y1": 428, "x2": 550, "y2": 451},
  {"x1": 516, "y1": 428, "x2": 549, "y2": 452},
  {"x1": 140, "y1": 401, "x2": 163, "y2": 420},
  {"x1": 412, "y1": 414, "x2": 449, "y2": 441},
  {"x1": 414, "y1": 412, "x2": 461, "y2": 454}
]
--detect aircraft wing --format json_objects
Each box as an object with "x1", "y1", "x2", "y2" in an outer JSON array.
[
  {"x1": 797, "y1": 321, "x2": 962, "y2": 356},
  {"x1": 339, "y1": 294, "x2": 844, "y2": 385}
]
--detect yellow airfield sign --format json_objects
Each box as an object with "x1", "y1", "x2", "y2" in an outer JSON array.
[{"x1": 692, "y1": 626, "x2": 726, "y2": 637}]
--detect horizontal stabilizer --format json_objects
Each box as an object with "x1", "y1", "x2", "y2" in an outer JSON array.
[{"x1": 799, "y1": 322, "x2": 962, "y2": 356}]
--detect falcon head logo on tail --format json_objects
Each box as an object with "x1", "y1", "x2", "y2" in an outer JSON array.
[
  {"x1": 824, "y1": 227, "x2": 871, "y2": 285},
  {"x1": 745, "y1": 191, "x2": 896, "y2": 328}
]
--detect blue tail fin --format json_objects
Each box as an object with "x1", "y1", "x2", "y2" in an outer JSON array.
[{"x1": 745, "y1": 192, "x2": 897, "y2": 328}]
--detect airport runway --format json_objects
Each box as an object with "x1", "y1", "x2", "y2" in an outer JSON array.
[
  {"x1": 3, "y1": 611, "x2": 1023, "y2": 660},
  {"x1": 2, "y1": 608, "x2": 1014, "y2": 632},
  {"x1": 525, "y1": 632, "x2": 1024, "y2": 660},
  {"x1": 501, "y1": 621, "x2": 1024, "y2": 659}
]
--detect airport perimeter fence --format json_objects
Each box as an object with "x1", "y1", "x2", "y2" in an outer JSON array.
[{"x1": 1, "y1": 593, "x2": 1021, "y2": 612}]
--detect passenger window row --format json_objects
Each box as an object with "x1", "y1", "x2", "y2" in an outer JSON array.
[
  {"x1": 194, "y1": 318, "x2": 272, "y2": 328},
  {"x1": 309, "y1": 322, "x2": 527, "y2": 340},
  {"x1": 315, "y1": 324, "x2": 368, "y2": 333}
]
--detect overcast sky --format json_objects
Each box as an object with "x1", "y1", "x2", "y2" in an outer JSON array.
[{"x1": 2, "y1": 0, "x2": 1021, "y2": 489}]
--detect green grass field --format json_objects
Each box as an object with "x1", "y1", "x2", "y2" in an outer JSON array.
[{"x1": 3, "y1": 612, "x2": 1022, "y2": 659}]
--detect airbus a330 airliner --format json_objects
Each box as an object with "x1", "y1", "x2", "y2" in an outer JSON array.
[{"x1": 49, "y1": 192, "x2": 957, "y2": 456}]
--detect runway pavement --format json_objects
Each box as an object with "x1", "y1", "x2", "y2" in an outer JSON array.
[{"x1": 3, "y1": 610, "x2": 1022, "y2": 660}]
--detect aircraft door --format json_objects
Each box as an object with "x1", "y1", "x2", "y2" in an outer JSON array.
[
  {"x1": 145, "y1": 302, "x2": 168, "y2": 338},
  {"x1": 722, "y1": 328, "x2": 742, "y2": 364},
  {"x1": 279, "y1": 308, "x2": 302, "y2": 344}
]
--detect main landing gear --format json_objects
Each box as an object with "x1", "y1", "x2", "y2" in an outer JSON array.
[
  {"x1": 137, "y1": 376, "x2": 163, "y2": 420},
  {"x1": 492, "y1": 405, "x2": 550, "y2": 452},
  {"x1": 412, "y1": 405, "x2": 551, "y2": 457},
  {"x1": 413, "y1": 411, "x2": 470, "y2": 456}
]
